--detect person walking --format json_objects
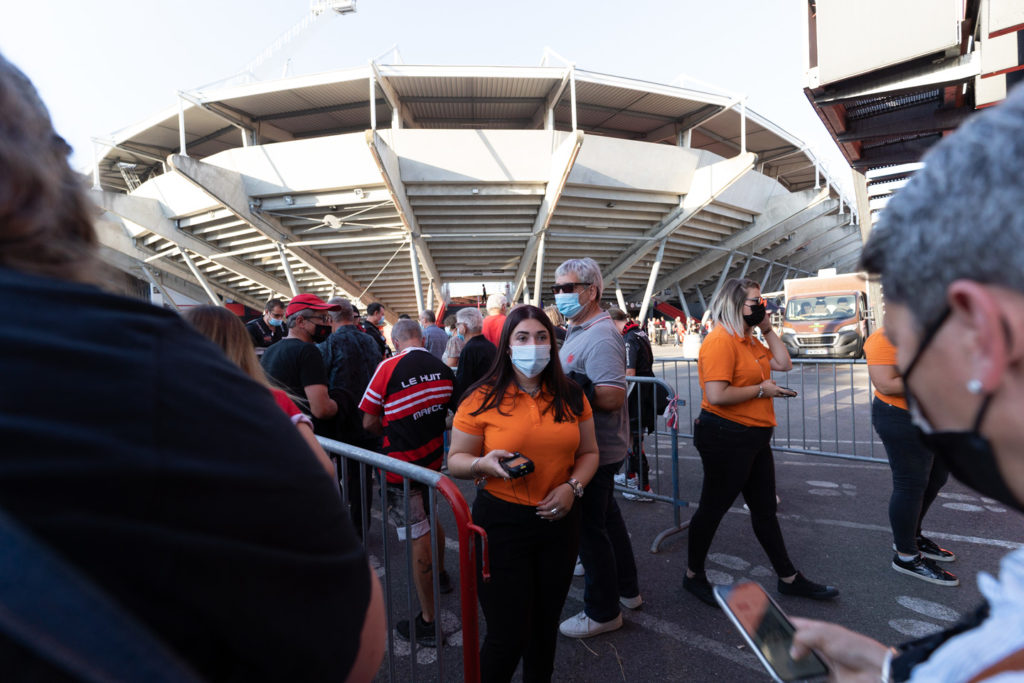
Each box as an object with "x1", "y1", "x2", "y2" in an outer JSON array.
[
  {"x1": 683, "y1": 277, "x2": 838, "y2": 606},
  {"x1": 448, "y1": 305, "x2": 598, "y2": 682},
  {"x1": 552, "y1": 258, "x2": 643, "y2": 639},
  {"x1": 864, "y1": 327, "x2": 958, "y2": 586}
]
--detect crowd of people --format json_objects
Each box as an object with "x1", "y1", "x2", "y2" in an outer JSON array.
[{"x1": 6, "y1": 46, "x2": 1024, "y2": 682}]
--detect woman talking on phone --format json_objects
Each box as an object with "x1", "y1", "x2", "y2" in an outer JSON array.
[
  {"x1": 683, "y1": 278, "x2": 839, "y2": 607},
  {"x1": 448, "y1": 305, "x2": 599, "y2": 683}
]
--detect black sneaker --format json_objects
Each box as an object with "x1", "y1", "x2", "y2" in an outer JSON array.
[
  {"x1": 917, "y1": 536, "x2": 956, "y2": 563},
  {"x1": 438, "y1": 570, "x2": 453, "y2": 595},
  {"x1": 892, "y1": 555, "x2": 959, "y2": 586},
  {"x1": 683, "y1": 574, "x2": 718, "y2": 608},
  {"x1": 396, "y1": 612, "x2": 443, "y2": 648},
  {"x1": 777, "y1": 572, "x2": 839, "y2": 600}
]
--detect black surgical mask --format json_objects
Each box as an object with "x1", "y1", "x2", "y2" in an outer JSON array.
[
  {"x1": 902, "y1": 307, "x2": 1023, "y2": 513},
  {"x1": 311, "y1": 324, "x2": 332, "y2": 343},
  {"x1": 743, "y1": 303, "x2": 766, "y2": 327}
]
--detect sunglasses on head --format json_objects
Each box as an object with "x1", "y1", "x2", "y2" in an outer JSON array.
[{"x1": 551, "y1": 282, "x2": 591, "y2": 295}]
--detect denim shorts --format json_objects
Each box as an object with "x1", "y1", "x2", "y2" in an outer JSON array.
[{"x1": 386, "y1": 483, "x2": 432, "y2": 541}]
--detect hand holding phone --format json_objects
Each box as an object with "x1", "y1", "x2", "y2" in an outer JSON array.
[
  {"x1": 500, "y1": 452, "x2": 534, "y2": 479},
  {"x1": 714, "y1": 582, "x2": 828, "y2": 682},
  {"x1": 776, "y1": 386, "x2": 798, "y2": 398}
]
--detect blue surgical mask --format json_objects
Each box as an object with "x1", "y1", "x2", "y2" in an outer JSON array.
[
  {"x1": 555, "y1": 292, "x2": 583, "y2": 320},
  {"x1": 510, "y1": 344, "x2": 550, "y2": 379},
  {"x1": 267, "y1": 317, "x2": 283, "y2": 327}
]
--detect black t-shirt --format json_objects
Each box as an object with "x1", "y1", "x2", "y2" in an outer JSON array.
[
  {"x1": 0, "y1": 267, "x2": 369, "y2": 681},
  {"x1": 245, "y1": 316, "x2": 284, "y2": 348},
  {"x1": 261, "y1": 338, "x2": 328, "y2": 416},
  {"x1": 623, "y1": 322, "x2": 657, "y2": 430},
  {"x1": 454, "y1": 334, "x2": 498, "y2": 405}
]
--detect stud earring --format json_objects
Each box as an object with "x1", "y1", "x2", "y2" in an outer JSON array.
[{"x1": 967, "y1": 379, "x2": 983, "y2": 394}]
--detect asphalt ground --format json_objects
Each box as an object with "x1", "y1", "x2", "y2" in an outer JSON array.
[{"x1": 367, "y1": 344, "x2": 1024, "y2": 682}]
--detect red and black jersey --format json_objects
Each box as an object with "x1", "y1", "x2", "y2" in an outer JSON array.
[{"x1": 359, "y1": 347, "x2": 454, "y2": 483}]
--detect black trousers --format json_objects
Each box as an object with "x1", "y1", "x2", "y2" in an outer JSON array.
[
  {"x1": 687, "y1": 411, "x2": 796, "y2": 578},
  {"x1": 872, "y1": 398, "x2": 948, "y2": 554},
  {"x1": 473, "y1": 491, "x2": 581, "y2": 683}
]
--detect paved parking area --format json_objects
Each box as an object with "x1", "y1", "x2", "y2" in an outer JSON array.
[{"x1": 370, "y1": 346, "x2": 1024, "y2": 681}]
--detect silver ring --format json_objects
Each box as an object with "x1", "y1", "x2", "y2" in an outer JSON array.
[{"x1": 551, "y1": 507, "x2": 558, "y2": 514}]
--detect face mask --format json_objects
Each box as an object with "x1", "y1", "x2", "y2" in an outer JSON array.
[
  {"x1": 902, "y1": 307, "x2": 1023, "y2": 513},
  {"x1": 743, "y1": 303, "x2": 766, "y2": 327},
  {"x1": 555, "y1": 292, "x2": 584, "y2": 320},
  {"x1": 510, "y1": 344, "x2": 550, "y2": 379},
  {"x1": 267, "y1": 317, "x2": 283, "y2": 327}
]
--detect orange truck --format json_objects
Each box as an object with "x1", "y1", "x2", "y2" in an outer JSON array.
[{"x1": 779, "y1": 270, "x2": 871, "y2": 359}]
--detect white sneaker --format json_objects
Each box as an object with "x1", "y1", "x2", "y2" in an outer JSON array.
[
  {"x1": 573, "y1": 557, "x2": 584, "y2": 577},
  {"x1": 613, "y1": 473, "x2": 627, "y2": 486},
  {"x1": 558, "y1": 610, "x2": 623, "y2": 638},
  {"x1": 622, "y1": 478, "x2": 654, "y2": 502},
  {"x1": 619, "y1": 593, "x2": 643, "y2": 610}
]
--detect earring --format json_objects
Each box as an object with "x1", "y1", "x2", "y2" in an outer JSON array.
[{"x1": 967, "y1": 379, "x2": 983, "y2": 394}]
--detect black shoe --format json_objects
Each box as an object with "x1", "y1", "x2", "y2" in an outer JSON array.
[
  {"x1": 917, "y1": 536, "x2": 956, "y2": 563},
  {"x1": 438, "y1": 570, "x2": 453, "y2": 595},
  {"x1": 892, "y1": 554, "x2": 959, "y2": 586},
  {"x1": 396, "y1": 613, "x2": 443, "y2": 648},
  {"x1": 683, "y1": 574, "x2": 718, "y2": 608},
  {"x1": 777, "y1": 572, "x2": 839, "y2": 600}
]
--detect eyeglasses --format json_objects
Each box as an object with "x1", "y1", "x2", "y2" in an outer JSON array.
[
  {"x1": 551, "y1": 282, "x2": 591, "y2": 295},
  {"x1": 744, "y1": 296, "x2": 766, "y2": 306},
  {"x1": 303, "y1": 314, "x2": 332, "y2": 324}
]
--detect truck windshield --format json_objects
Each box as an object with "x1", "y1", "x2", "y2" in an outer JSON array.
[{"x1": 786, "y1": 295, "x2": 857, "y2": 321}]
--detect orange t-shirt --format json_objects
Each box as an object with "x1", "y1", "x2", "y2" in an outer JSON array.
[
  {"x1": 698, "y1": 325, "x2": 776, "y2": 427},
  {"x1": 863, "y1": 328, "x2": 908, "y2": 410},
  {"x1": 453, "y1": 385, "x2": 593, "y2": 506}
]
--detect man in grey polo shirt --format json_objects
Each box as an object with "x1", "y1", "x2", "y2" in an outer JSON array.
[{"x1": 553, "y1": 257, "x2": 642, "y2": 639}]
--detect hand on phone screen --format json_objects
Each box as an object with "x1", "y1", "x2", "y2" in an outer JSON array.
[{"x1": 714, "y1": 582, "x2": 828, "y2": 682}]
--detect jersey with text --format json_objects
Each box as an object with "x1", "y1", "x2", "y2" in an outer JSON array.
[{"x1": 359, "y1": 348, "x2": 454, "y2": 483}]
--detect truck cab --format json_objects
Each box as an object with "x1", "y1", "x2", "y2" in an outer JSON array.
[{"x1": 781, "y1": 291, "x2": 868, "y2": 358}]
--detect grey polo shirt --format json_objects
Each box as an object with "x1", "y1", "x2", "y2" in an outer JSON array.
[{"x1": 559, "y1": 311, "x2": 629, "y2": 466}]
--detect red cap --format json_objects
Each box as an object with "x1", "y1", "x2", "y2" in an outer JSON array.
[{"x1": 285, "y1": 293, "x2": 341, "y2": 318}]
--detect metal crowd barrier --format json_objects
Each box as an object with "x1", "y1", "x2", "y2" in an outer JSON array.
[
  {"x1": 652, "y1": 357, "x2": 886, "y2": 463},
  {"x1": 317, "y1": 436, "x2": 489, "y2": 683},
  {"x1": 617, "y1": 376, "x2": 692, "y2": 552}
]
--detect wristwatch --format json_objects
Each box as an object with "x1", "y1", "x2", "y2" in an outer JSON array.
[{"x1": 566, "y1": 478, "x2": 585, "y2": 498}]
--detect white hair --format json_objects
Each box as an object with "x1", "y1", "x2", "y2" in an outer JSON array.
[
  {"x1": 456, "y1": 306, "x2": 484, "y2": 333},
  {"x1": 486, "y1": 293, "x2": 507, "y2": 312},
  {"x1": 554, "y1": 257, "x2": 603, "y2": 299}
]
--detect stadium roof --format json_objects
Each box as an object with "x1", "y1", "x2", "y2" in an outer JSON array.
[{"x1": 91, "y1": 62, "x2": 857, "y2": 318}]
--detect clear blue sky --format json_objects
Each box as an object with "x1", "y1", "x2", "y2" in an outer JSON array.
[{"x1": 0, "y1": 0, "x2": 849, "y2": 192}]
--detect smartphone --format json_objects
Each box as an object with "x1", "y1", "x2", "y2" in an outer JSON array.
[
  {"x1": 777, "y1": 386, "x2": 798, "y2": 398},
  {"x1": 500, "y1": 452, "x2": 534, "y2": 479},
  {"x1": 713, "y1": 582, "x2": 828, "y2": 683}
]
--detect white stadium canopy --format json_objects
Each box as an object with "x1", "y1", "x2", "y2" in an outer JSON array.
[{"x1": 90, "y1": 62, "x2": 858, "y2": 319}]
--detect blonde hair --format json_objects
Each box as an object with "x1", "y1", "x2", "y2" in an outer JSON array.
[
  {"x1": 708, "y1": 278, "x2": 759, "y2": 337},
  {"x1": 182, "y1": 306, "x2": 270, "y2": 387}
]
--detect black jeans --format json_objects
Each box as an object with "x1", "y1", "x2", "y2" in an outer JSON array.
[
  {"x1": 580, "y1": 462, "x2": 640, "y2": 622},
  {"x1": 474, "y1": 491, "x2": 581, "y2": 683},
  {"x1": 623, "y1": 422, "x2": 651, "y2": 489},
  {"x1": 872, "y1": 398, "x2": 948, "y2": 554},
  {"x1": 687, "y1": 411, "x2": 796, "y2": 578}
]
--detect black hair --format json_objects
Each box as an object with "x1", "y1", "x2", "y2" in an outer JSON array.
[
  {"x1": 468, "y1": 304, "x2": 584, "y2": 423},
  {"x1": 264, "y1": 298, "x2": 285, "y2": 313},
  {"x1": 366, "y1": 302, "x2": 384, "y2": 316}
]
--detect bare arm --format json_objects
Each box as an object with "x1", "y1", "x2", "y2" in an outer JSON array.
[
  {"x1": 759, "y1": 322, "x2": 793, "y2": 372},
  {"x1": 362, "y1": 411, "x2": 383, "y2": 435},
  {"x1": 305, "y1": 384, "x2": 337, "y2": 419},
  {"x1": 448, "y1": 428, "x2": 512, "y2": 480},
  {"x1": 625, "y1": 368, "x2": 637, "y2": 377},
  {"x1": 292, "y1": 421, "x2": 336, "y2": 477},
  {"x1": 703, "y1": 379, "x2": 793, "y2": 405},
  {"x1": 569, "y1": 417, "x2": 599, "y2": 487},
  {"x1": 344, "y1": 564, "x2": 386, "y2": 683},
  {"x1": 592, "y1": 385, "x2": 626, "y2": 412},
  {"x1": 868, "y1": 364, "x2": 904, "y2": 396}
]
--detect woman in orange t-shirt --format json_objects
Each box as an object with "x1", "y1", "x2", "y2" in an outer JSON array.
[
  {"x1": 684, "y1": 278, "x2": 839, "y2": 607},
  {"x1": 864, "y1": 328, "x2": 957, "y2": 585},
  {"x1": 448, "y1": 305, "x2": 598, "y2": 683}
]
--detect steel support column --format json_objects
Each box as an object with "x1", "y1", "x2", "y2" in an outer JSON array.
[
  {"x1": 179, "y1": 250, "x2": 220, "y2": 305},
  {"x1": 676, "y1": 285, "x2": 691, "y2": 320},
  {"x1": 711, "y1": 251, "x2": 737, "y2": 302},
  {"x1": 615, "y1": 280, "x2": 627, "y2": 312},
  {"x1": 409, "y1": 240, "x2": 424, "y2": 315},
  {"x1": 638, "y1": 239, "x2": 668, "y2": 325},
  {"x1": 140, "y1": 265, "x2": 179, "y2": 310},
  {"x1": 760, "y1": 261, "x2": 774, "y2": 291},
  {"x1": 532, "y1": 232, "x2": 546, "y2": 307},
  {"x1": 276, "y1": 243, "x2": 300, "y2": 296}
]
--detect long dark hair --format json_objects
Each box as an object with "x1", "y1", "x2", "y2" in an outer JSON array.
[{"x1": 468, "y1": 304, "x2": 584, "y2": 422}]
